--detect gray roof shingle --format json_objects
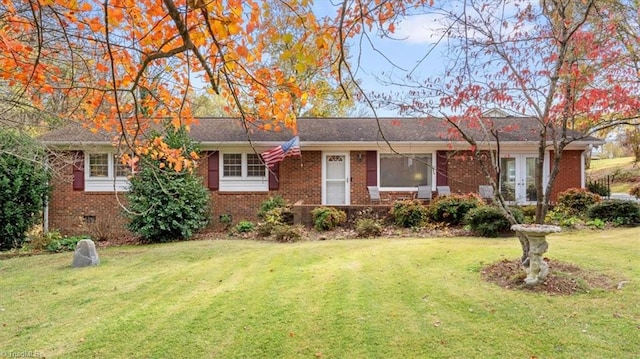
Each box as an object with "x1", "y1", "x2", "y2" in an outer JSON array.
[{"x1": 39, "y1": 117, "x2": 602, "y2": 145}]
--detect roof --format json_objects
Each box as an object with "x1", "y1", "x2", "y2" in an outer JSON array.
[{"x1": 39, "y1": 117, "x2": 603, "y2": 146}]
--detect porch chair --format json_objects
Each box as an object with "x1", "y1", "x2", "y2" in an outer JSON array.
[
  {"x1": 436, "y1": 186, "x2": 451, "y2": 197},
  {"x1": 367, "y1": 186, "x2": 386, "y2": 204},
  {"x1": 414, "y1": 185, "x2": 432, "y2": 203},
  {"x1": 478, "y1": 185, "x2": 494, "y2": 201}
]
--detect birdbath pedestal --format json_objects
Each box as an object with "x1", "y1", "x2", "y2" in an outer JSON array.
[{"x1": 511, "y1": 224, "x2": 561, "y2": 286}]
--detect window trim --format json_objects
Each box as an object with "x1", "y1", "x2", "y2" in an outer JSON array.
[
  {"x1": 378, "y1": 151, "x2": 436, "y2": 191},
  {"x1": 219, "y1": 151, "x2": 268, "y2": 192},
  {"x1": 84, "y1": 152, "x2": 131, "y2": 192}
]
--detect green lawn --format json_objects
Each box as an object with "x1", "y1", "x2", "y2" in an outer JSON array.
[
  {"x1": 1, "y1": 228, "x2": 639, "y2": 358},
  {"x1": 589, "y1": 156, "x2": 636, "y2": 171},
  {"x1": 588, "y1": 156, "x2": 639, "y2": 193}
]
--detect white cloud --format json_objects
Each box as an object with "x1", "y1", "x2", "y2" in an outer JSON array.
[
  {"x1": 393, "y1": 0, "x2": 539, "y2": 45},
  {"x1": 394, "y1": 14, "x2": 445, "y2": 44}
]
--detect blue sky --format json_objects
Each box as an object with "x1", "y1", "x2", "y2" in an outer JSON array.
[
  {"x1": 311, "y1": 1, "x2": 448, "y2": 116},
  {"x1": 311, "y1": 0, "x2": 534, "y2": 117}
]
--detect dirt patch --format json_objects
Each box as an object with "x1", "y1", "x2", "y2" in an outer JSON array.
[{"x1": 481, "y1": 258, "x2": 623, "y2": 295}]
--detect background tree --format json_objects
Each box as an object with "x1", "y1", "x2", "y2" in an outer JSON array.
[
  {"x1": 125, "y1": 124, "x2": 210, "y2": 242},
  {"x1": 621, "y1": 125, "x2": 640, "y2": 163},
  {"x1": 254, "y1": 0, "x2": 357, "y2": 118},
  {"x1": 0, "y1": 129, "x2": 51, "y2": 250}
]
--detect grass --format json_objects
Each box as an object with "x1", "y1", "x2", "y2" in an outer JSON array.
[
  {"x1": 1, "y1": 228, "x2": 639, "y2": 358},
  {"x1": 588, "y1": 156, "x2": 639, "y2": 193}
]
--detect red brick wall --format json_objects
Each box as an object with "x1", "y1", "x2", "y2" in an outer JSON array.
[
  {"x1": 548, "y1": 150, "x2": 583, "y2": 201},
  {"x1": 199, "y1": 151, "x2": 324, "y2": 231},
  {"x1": 48, "y1": 149, "x2": 585, "y2": 235},
  {"x1": 441, "y1": 150, "x2": 584, "y2": 201},
  {"x1": 350, "y1": 151, "x2": 370, "y2": 204},
  {"x1": 445, "y1": 151, "x2": 495, "y2": 194},
  {"x1": 48, "y1": 158, "x2": 130, "y2": 237}
]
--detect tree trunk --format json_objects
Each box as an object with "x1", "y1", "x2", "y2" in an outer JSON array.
[{"x1": 517, "y1": 232, "x2": 530, "y2": 265}]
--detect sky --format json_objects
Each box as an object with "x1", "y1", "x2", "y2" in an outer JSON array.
[
  {"x1": 311, "y1": 1, "x2": 448, "y2": 117},
  {"x1": 311, "y1": 0, "x2": 535, "y2": 117}
]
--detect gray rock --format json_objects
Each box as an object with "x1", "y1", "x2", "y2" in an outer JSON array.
[{"x1": 72, "y1": 239, "x2": 100, "y2": 268}]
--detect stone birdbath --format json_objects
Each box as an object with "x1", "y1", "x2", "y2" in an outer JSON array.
[{"x1": 511, "y1": 224, "x2": 561, "y2": 285}]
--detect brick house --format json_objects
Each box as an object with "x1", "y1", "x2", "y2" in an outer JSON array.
[{"x1": 39, "y1": 116, "x2": 602, "y2": 236}]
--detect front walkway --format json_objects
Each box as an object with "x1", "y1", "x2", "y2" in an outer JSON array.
[{"x1": 609, "y1": 193, "x2": 639, "y2": 201}]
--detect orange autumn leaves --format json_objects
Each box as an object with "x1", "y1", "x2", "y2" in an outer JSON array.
[
  {"x1": 0, "y1": 0, "x2": 430, "y2": 171},
  {"x1": 136, "y1": 135, "x2": 199, "y2": 173}
]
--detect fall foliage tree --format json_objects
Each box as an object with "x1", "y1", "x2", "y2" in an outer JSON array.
[
  {"x1": 0, "y1": 0, "x2": 431, "y2": 169},
  {"x1": 621, "y1": 125, "x2": 640, "y2": 163},
  {"x1": 227, "y1": 0, "x2": 358, "y2": 118},
  {"x1": 377, "y1": 0, "x2": 640, "y2": 261}
]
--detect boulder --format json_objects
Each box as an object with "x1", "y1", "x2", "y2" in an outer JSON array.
[{"x1": 72, "y1": 239, "x2": 100, "y2": 268}]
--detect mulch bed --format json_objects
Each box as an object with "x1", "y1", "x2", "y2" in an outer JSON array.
[{"x1": 481, "y1": 258, "x2": 623, "y2": 295}]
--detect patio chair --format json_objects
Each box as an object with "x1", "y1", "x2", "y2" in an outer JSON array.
[
  {"x1": 414, "y1": 185, "x2": 432, "y2": 203},
  {"x1": 436, "y1": 186, "x2": 451, "y2": 197},
  {"x1": 367, "y1": 186, "x2": 386, "y2": 204}
]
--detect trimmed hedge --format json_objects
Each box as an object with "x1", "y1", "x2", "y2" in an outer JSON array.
[
  {"x1": 390, "y1": 200, "x2": 429, "y2": 228},
  {"x1": 464, "y1": 206, "x2": 523, "y2": 237},
  {"x1": 556, "y1": 188, "x2": 601, "y2": 215},
  {"x1": 428, "y1": 194, "x2": 483, "y2": 225},
  {"x1": 586, "y1": 200, "x2": 640, "y2": 226},
  {"x1": 311, "y1": 206, "x2": 347, "y2": 231}
]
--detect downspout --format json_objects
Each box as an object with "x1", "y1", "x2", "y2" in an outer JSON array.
[
  {"x1": 580, "y1": 150, "x2": 586, "y2": 189},
  {"x1": 43, "y1": 198, "x2": 49, "y2": 234},
  {"x1": 43, "y1": 155, "x2": 50, "y2": 234}
]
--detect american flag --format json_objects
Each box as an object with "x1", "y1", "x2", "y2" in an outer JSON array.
[{"x1": 261, "y1": 136, "x2": 301, "y2": 169}]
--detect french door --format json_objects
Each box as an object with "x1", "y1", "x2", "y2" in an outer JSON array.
[{"x1": 500, "y1": 155, "x2": 538, "y2": 203}]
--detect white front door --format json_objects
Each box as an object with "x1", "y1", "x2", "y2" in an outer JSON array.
[
  {"x1": 500, "y1": 154, "x2": 538, "y2": 203},
  {"x1": 323, "y1": 153, "x2": 350, "y2": 205}
]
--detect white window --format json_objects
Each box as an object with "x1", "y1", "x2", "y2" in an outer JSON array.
[
  {"x1": 220, "y1": 152, "x2": 268, "y2": 192},
  {"x1": 380, "y1": 153, "x2": 433, "y2": 190},
  {"x1": 85, "y1": 152, "x2": 131, "y2": 192}
]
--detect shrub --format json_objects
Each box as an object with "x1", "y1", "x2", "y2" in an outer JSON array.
[
  {"x1": 234, "y1": 220, "x2": 255, "y2": 233},
  {"x1": 255, "y1": 222, "x2": 276, "y2": 238},
  {"x1": 389, "y1": 200, "x2": 429, "y2": 228},
  {"x1": 25, "y1": 230, "x2": 64, "y2": 252},
  {"x1": 46, "y1": 235, "x2": 86, "y2": 253},
  {"x1": 263, "y1": 206, "x2": 294, "y2": 226},
  {"x1": 586, "y1": 218, "x2": 606, "y2": 229},
  {"x1": 311, "y1": 206, "x2": 347, "y2": 231},
  {"x1": 546, "y1": 205, "x2": 584, "y2": 228},
  {"x1": 0, "y1": 130, "x2": 52, "y2": 250},
  {"x1": 354, "y1": 218, "x2": 383, "y2": 238},
  {"x1": 272, "y1": 224, "x2": 304, "y2": 242},
  {"x1": 515, "y1": 205, "x2": 537, "y2": 223},
  {"x1": 427, "y1": 194, "x2": 482, "y2": 226},
  {"x1": 518, "y1": 205, "x2": 537, "y2": 218},
  {"x1": 126, "y1": 126, "x2": 210, "y2": 242},
  {"x1": 629, "y1": 184, "x2": 640, "y2": 199},
  {"x1": 464, "y1": 206, "x2": 515, "y2": 237},
  {"x1": 586, "y1": 200, "x2": 640, "y2": 225},
  {"x1": 587, "y1": 181, "x2": 610, "y2": 197},
  {"x1": 556, "y1": 188, "x2": 601, "y2": 215},
  {"x1": 219, "y1": 214, "x2": 233, "y2": 230},
  {"x1": 257, "y1": 195, "x2": 287, "y2": 219}
]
